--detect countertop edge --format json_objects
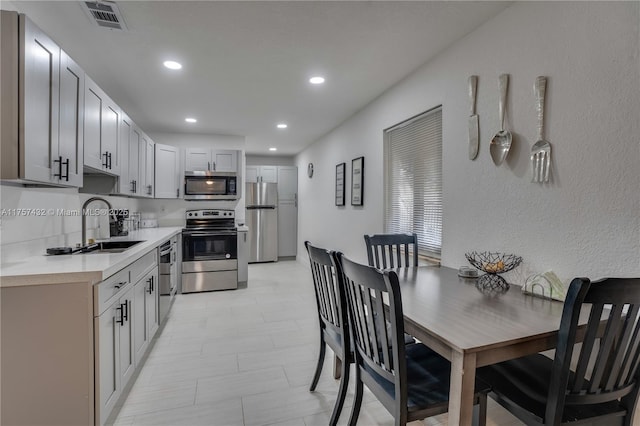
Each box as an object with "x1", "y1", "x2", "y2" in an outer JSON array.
[{"x1": 0, "y1": 227, "x2": 182, "y2": 288}]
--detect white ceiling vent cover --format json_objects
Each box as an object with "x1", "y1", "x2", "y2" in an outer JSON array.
[{"x1": 81, "y1": 1, "x2": 128, "y2": 31}]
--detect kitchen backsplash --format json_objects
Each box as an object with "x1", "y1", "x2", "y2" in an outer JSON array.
[{"x1": 0, "y1": 185, "x2": 141, "y2": 262}]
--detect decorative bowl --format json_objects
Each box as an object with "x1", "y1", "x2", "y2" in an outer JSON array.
[{"x1": 464, "y1": 251, "x2": 522, "y2": 275}]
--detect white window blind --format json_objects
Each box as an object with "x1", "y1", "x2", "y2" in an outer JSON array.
[{"x1": 384, "y1": 107, "x2": 442, "y2": 258}]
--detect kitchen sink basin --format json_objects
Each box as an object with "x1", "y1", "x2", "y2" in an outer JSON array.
[{"x1": 81, "y1": 240, "x2": 145, "y2": 254}]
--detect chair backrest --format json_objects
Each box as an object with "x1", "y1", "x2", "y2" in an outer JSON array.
[
  {"x1": 546, "y1": 277, "x2": 640, "y2": 423},
  {"x1": 364, "y1": 233, "x2": 418, "y2": 269},
  {"x1": 304, "y1": 241, "x2": 349, "y2": 355},
  {"x1": 337, "y1": 253, "x2": 408, "y2": 408}
]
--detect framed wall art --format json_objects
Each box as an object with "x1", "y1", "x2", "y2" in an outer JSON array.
[
  {"x1": 335, "y1": 163, "x2": 345, "y2": 206},
  {"x1": 351, "y1": 156, "x2": 364, "y2": 206}
]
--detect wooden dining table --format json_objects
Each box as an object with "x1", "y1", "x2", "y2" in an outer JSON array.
[{"x1": 393, "y1": 265, "x2": 573, "y2": 426}]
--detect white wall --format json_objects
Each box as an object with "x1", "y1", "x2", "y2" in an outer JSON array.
[
  {"x1": 140, "y1": 132, "x2": 247, "y2": 225},
  {"x1": 296, "y1": 1, "x2": 640, "y2": 284}
]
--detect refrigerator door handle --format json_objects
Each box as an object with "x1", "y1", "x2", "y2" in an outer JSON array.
[{"x1": 247, "y1": 205, "x2": 276, "y2": 210}]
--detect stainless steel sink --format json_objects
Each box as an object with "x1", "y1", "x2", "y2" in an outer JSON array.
[{"x1": 81, "y1": 240, "x2": 144, "y2": 254}]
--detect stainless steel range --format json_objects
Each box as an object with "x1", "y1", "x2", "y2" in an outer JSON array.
[{"x1": 182, "y1": 209, "x2": 238, "y2": 293}]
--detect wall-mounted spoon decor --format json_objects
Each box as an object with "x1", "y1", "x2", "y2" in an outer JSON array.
[{"x1": 489, "y1": 74, "x2": 512, "y2": 165}]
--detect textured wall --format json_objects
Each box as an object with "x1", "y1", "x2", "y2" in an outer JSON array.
[{"x1": 296, "y1": 1, "x2": 640, "y2": 283}]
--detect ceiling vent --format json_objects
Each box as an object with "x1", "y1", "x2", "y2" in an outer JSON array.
[{"x1": 81, "y1": 1, "x2": 128, "y2": 31}]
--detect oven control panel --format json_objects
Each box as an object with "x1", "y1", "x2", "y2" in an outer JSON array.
[{"x1": 186, "y1": 209, "x2": 235, "y2": 219}]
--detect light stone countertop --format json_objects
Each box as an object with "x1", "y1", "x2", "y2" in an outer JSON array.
[{"x1": 0, "y1": 227, "x2": 183, "y2": 287}]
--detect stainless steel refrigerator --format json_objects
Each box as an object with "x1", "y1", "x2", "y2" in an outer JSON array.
[{"x1": 246, "y1": 182, "x2": 278, "y2": 262}]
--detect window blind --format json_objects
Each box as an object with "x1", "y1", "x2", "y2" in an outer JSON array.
[{"x1": 384, "y1": 107, "x2": 442, "y2": 258}]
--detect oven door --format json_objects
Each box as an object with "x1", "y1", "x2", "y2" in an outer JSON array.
[{"x1": 182, "y1": 230, "x2": 238, "y2": 262}]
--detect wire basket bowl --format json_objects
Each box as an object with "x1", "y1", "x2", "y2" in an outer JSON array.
[{"x1": 465, "y1": 251, "x2": 523, "y2": 275}]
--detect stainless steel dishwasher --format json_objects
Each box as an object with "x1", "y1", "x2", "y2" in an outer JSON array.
[{"x1": 158, "y1": 236, "x2": 178, "y2": 324}]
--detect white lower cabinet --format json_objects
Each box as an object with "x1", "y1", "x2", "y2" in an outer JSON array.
[
  {"x1": 95, "y1": 249, "x2": 158, "y2": 425},
  {"x1": 134, "y1": 268, "x2": 159, "y2": 365},
  {"x1": 95, "y1": 285, "x2": 133, "y2": 426}
]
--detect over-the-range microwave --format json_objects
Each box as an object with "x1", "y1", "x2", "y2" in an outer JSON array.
[{"x1": 184, "y1": 171, "x2": 238, "y2": 201}]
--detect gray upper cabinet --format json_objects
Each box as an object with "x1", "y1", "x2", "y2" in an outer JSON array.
[
  {"x1": 213, "y1": 150, "x2": 238, "y2": 172},
  {"x1": 0, "y1": 11, "x2": 83, "y2": 187},
  {"x1": 185, "y1": 148, "x2": 238, "y2": 173},
  {"x1": 139, "y1": 133, "x2": 155, "y2": 198},
  {"x1": 58, "y1": 51, "x2": 85, "y2": 187},
  {"x1": 128, "y1": 126, "x2": 142, "y2": 196},
  {"x1": 154, "y1": 144, "x2": 180, "y2": 198},
  {"x1": 117, "y1": 113, "x2": 132, "y2": 194},
  {"x1": 84, "y1": 76, "x2": 120, "y2": 176},
  {"x1": 246, "y1": 165, "x2": 277, "y2": 183}
]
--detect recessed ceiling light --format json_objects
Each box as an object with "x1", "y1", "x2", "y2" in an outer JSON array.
[
  {"x1": 309, "y1": 76, "x2": 325, "y2": 85},
  {"x1": 163, "y1": 60, "x2": 182, "y2": 70},
  {"x1": 269, "y1": 147, "x2": 277, "y2": 151},
  {"x1": 276, "y1": 123, "x2": 288, "y2": 129},
  {"x1": 185, "y1": 117, "x2": 197, "y2": 123}
]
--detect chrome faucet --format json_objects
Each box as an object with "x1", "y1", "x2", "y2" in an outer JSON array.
[{"x1": 81, "y1": 197, "x2": 114, "y2": 246}]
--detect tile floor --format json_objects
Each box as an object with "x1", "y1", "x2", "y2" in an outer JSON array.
[{"x1": 113, "y1": 260, "x2": 524, "y2": 426}]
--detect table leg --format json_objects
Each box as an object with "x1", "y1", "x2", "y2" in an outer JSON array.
[{"x1": 448, "y1": 351, "x2": 477, "y2": 426}]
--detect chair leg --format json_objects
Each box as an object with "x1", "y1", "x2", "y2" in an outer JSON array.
[
  {"x1": 472, "y1": 393, "x2": 488, "y2": 426},
  {"x1": 309, "y1": 336, "x2": 326, "y2": 392},
  {"x1": 333, "y1": 354, "x2": 342, "y2": 379},
  {"x1": 329, "y1": 354, "x2": 350, "y2": 426},
  {"x1": 348, "y1": 367, "x2": 363, "y2": 426}
]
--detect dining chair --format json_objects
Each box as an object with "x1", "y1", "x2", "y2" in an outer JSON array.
[
  {"x1": 364, "y1": 233, "x2": 418, "y2": 269},
  {"x1": 477, "y1": 277, "x2": 640, "y2": 426},
  {"x1": 304, "y1": 241, "x2": 351, "y2": 426},
  {"x1": 336, "y1": 253, "x2": 488, "y2": 426}
]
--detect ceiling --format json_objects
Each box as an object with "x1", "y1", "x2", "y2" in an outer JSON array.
[{"x1": 7, "y1": 1, "x2": 510, "y2": 156}]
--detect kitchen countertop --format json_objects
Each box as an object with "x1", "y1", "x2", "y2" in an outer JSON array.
[{"x1": 0, "y1": 227, "x2": 183, "y2": 288}]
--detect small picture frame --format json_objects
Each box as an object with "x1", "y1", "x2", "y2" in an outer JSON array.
[
  {"x1": 351, "y1": 156, "x2": 364, "y2": 206},
  {"x1": 335, "y1": 163, "x2": 346, "y2": 206}
]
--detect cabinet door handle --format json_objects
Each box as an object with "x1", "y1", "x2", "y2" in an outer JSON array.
[
  {"x1": 53, "y1": 156, "x2": 63, "y2": 179},
  {"x1": 108, "y1": 152, "x2": 112, "y2": 169},
  {"x1": 134, "y1": 180, "x2": 137, "y2": 193},
  {"x1": 294, "y1": 193, "x2": 298, "y2": 208},
  {"x1": 212, "y1": 161, "x2": 216, "y2": 171},
  {"x1": 115, "y1": 306, "x2": 124, "y2": 325},
  {"x1": 147, "y1": 276, "x2": 154, "y2": 294},
  {"x1": 121, "y1": 301, "x2": 129, "y2": 322},
  {"x1": 62, "y1": 158, "x2": 70, "y2": 181},
  {"x1": 207, "y1": 161, "x2": 211, "y2": 171},
  {"x1": 177, "y1": 188, "x2": 180, "y2": 198},
  {"x1": 103, "y1": 152, "x2": 109, "y2": 168}
]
